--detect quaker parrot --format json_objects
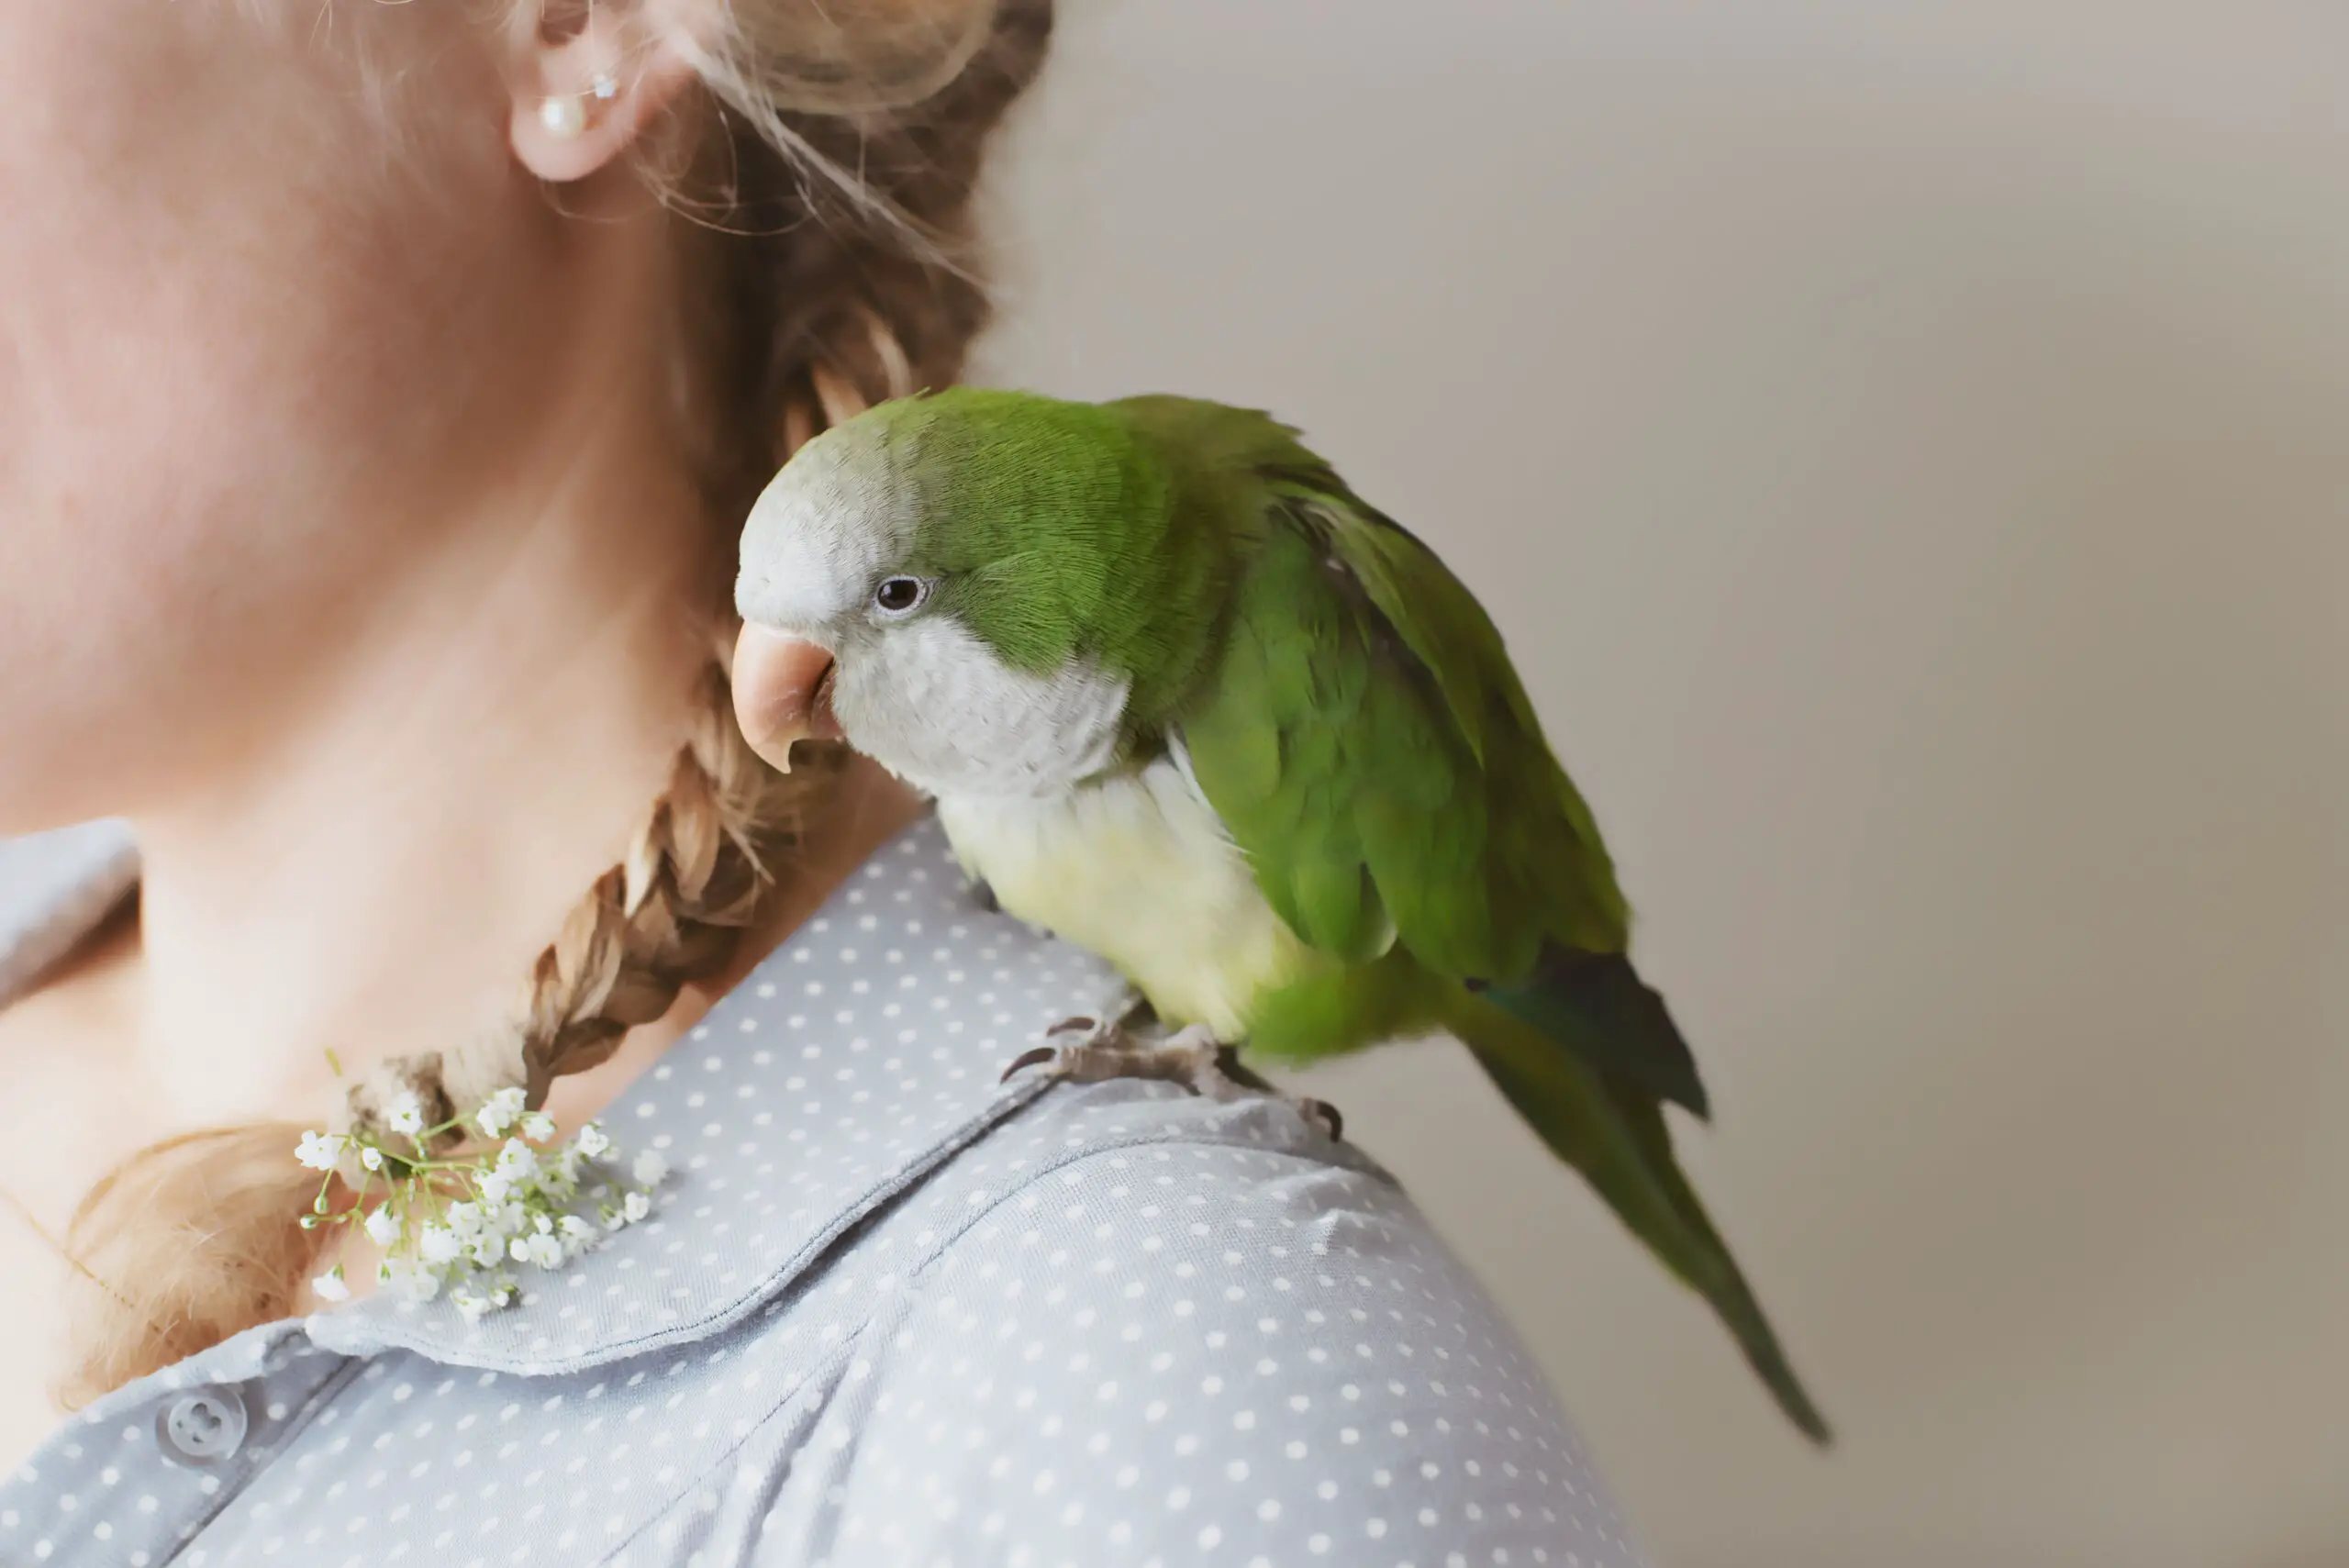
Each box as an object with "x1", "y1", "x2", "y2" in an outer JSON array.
[{"x1": 729, "y1": 386, "x2": 1831, "y2": 1443}]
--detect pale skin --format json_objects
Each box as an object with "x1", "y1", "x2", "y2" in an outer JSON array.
[{"x1": 0, "y1": 1, "x2": 918, "y2": 1466}]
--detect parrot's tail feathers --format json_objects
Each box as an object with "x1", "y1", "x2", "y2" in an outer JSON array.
[
  {"x1": 1467, "y1": 947, "x2": 1711, "y2": 1121},
  {"x1": 1460, "y1": 1018, "x2": 1832, "y2": 1446},
  {"x1": 1615, "y1": 1088, "x2": 1834, "y2": 1445}
]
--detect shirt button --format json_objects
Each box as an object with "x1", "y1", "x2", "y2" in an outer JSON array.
[{"x1": 158, "y1": 1387, "x2": 249, "y2": 1465}]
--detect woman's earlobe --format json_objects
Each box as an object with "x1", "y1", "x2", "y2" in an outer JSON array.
[{"x1": 508, "y1": 36, "x2": 700, "y2": 183}]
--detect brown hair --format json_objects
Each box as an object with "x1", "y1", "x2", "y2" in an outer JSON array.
[{"x1": 58, "y1": 0, "x2": 1052, "y2": 1405}]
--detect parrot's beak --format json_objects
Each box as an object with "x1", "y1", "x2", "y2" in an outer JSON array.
[{"x1": 731, "y1": 624, "x2": 843, "y2": 773}]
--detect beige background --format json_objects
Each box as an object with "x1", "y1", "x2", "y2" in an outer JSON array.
[{"x1": 972, "y1": 4, "x2": 2349, "y2": 1565}]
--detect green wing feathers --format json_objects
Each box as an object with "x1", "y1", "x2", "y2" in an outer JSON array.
[
  {"x1": 1471, "y1": 946, "x2": 1709, "y2": 1120},
  {"x1": 1151, "y1": 393, "x2": 1690, "y2": 1104},
  {"x1": 1151, "y1": 398, "x2": 1828, "y2": 1442}
]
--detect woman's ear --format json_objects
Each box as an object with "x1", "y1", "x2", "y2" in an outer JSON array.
[{"x1": 504, "y1": 2, "x2": 706, "y2": 183}]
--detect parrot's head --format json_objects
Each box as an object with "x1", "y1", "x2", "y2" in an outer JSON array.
[{"x1": 730, "y1": 388, "x2": 1185, "y2": 799}]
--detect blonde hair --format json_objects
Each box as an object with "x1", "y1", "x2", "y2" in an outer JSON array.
[{"x1": 59, "y1": 0, "x2": 1052, "y2": 1405}]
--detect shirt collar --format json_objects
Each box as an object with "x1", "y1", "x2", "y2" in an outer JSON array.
[
  {"x1": 306, "y1": 809, "x2": 1132, "y2": 1373},
  {"x1": 0, "y1": 818, "x2": 139, "y2": 1010}
]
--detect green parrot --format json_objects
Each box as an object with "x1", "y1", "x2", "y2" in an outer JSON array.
[{"x1": 729, "y1": 385, "x2": 1831, "y2": 1444}]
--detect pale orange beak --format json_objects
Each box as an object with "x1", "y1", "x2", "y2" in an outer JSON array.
[{"x1": 731, "y1": 623, "x2": 844, "y2": 773}]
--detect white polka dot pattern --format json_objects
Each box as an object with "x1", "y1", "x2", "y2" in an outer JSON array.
[{"x1": 0, "y1": 814, "x2": 1644, "y2": 1566}]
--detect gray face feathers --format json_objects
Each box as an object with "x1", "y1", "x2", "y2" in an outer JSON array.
[{"x1": 732, "y1": 416, "x2": 1136, "y2": 801}]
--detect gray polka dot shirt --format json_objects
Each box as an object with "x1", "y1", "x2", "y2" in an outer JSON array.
[{"x1": 0, "y1": 816, "x2": 1645, "y2": 1567}]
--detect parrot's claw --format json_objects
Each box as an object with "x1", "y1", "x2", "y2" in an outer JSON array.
[
  {"x1": 1001, "y1": 1020, "x2": 1342, "y2": 1140},
  {"x1": 999, "y1": 1045, "x2": 1062, "y2": 1082},
  {"x1": 1297, "y1": 1095, "x2": 1342, "y2": 1141}
]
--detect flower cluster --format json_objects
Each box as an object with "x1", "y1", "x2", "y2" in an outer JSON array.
[{"x1": 295, "y1": 1084, "x2": 668, "y2": 1322}]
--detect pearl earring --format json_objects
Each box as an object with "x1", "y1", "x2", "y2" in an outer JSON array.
[
  {"x1": 590, "y1": 72, "x2": 620, "y2": 102},
  {"x1": 538, "y1": 94, "x2": 587, "y2": 140}
]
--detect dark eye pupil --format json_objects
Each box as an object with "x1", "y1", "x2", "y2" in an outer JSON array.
[{"x1": 876, "y1": 578, "x2": 921, "y2": 612}]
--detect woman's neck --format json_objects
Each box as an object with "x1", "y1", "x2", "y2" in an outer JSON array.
[
  {"x1": 129, "y1": 587, "x2": 680, "y2": 1124},
  {"x1": 106, "y1": 418, "x2": 918, "y2": 1133}
]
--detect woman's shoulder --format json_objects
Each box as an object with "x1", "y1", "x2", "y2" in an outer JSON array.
[
  {"x1": 789, "y1": 1077, "x2": 1650, "y2": 1567},
  {"x1": 594, "y1": 811, "x2": 1647, "y2": 1565}
]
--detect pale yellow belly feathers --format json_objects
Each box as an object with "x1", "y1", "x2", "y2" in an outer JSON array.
[{"x1": 934, "y1": 759, "x2": 1317, "y2": 1040}]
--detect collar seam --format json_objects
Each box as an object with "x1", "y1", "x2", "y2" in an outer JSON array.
[{"x1": 320, "y1": 1074, "x2": 1055, "y2": 1375}]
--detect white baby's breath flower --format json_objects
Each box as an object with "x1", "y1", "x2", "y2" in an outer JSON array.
[
  {"x1": 495, "y1": 1139, "x2": 540, "y2": 1182},
  {"x1": 298, "y1": 1083, "x2": 644, "y2": 1321},
  {"x1": 418, "y1": 1224, "x2": 462, "y2": 1266},
  {"x1": 386, "y1": 1092, "x2": 426, "y2": 1140},
  {"x1": 386, "y1": 1262, "x2": 440, "y2": 1305},
  {"x1": 295, "y1": 1131, "x2": 343, "y2": 1172},
  {"x1": 474, "y1": 1085, "x2": 527, "y2": 1140}
]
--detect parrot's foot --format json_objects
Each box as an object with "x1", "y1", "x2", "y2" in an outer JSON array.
[{"x1": 1002, "y1": 1019, "x2": 1342, "y2": 1140}]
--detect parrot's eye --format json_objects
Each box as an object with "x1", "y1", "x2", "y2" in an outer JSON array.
[{"x1": 873, "y1": 576, "x2": 930, "y2": 617}]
